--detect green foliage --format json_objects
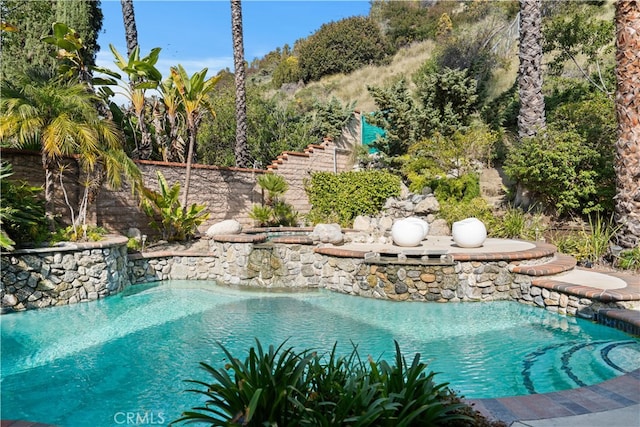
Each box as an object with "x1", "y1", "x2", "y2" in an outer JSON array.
[
  {"x1": 617, "y1": 247, "x2": 640, "y2": 271},
  {"x1": 430, "y1": 174, "x2": 481, "y2": 204},
  {"x1": 367, "y1": 79, "x2": 422, "y2": 157},
  {"x1": 504, "y1": 127, "x2": 604, "y2": 216},
  {"x1": 54, "y1": 0, "x2": 103, "y2": 68},
  {"x1": 437, "y1": 197, "x2": 497, "y2": 232},
  {"x1": 492, "y1": 207, "x2": 547, "y2": 240},
  {"x1": 141, "y1": 171, "x2": 209, "y2": 241},
  {"x1": 414, "y1": 66, "x2": 479, "y2": 136},
  {"x1": 430, "y1": 35, "x2": 495, "y2": 104},
  {"x1": 272, "y1": 55, "x2": 302, "y2": 88},
  {"x1": 51, "y1": 225, "x2": 107, "y2": 243},
  {"x1": 543, "y1": 1, "x2": 614, "y2": 93},
  {"x1": 551, "y1": 214, "x2": 621, "y2": 264},
  {"x1": 482, "y1": 82, "x2": 519, "y2": 133},
  {"x1": 257, "y1": 173, "x2": 288, "y2": 203},
  {"x1": 0, "y1": 162, "x2": 49, "y2": 250},
  {"x1": 371, "y1": 0, "x2": 450, "y2": 48},
  {"x1": 309, "y1": 97, "x2": 356, "y2": 140},
  {"x1": 547, "y1": 91, "x2": 616, "y2": 213},
  {"x1": 250, "y1": 174, "x2": 298, "y2": 227},
  {"x1": 1, "y1": 1, "x2": 57, "y2": 81},
  {"x1": 296, "y1": 16, "x2": 392, "y2": 83},
  {"x1": 306, "y1": 170, "x2": 401, "y2": 227},
  {"x1": 402, "y1": 122, "x2": 499, "y2": 193},
  {"x1": 174, "y1": 339, "x2": 474, "y2": 426}
]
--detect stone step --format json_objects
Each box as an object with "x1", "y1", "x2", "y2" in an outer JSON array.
[{"x1": 509, "y1": 253, "x2": 577, "y2": 276}]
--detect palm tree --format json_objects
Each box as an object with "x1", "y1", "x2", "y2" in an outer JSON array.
[
  {"x1": 107, "y1": 44, "x2": 162, "y2": 160},
  {"x1": 170, "y1": 65, "x2": 221, "y2": 208},
  {"x1": 120, "y1": 0, "x2": 139, "y2": 56},
  {"x1": 614, "y1": 1, "x2": 640, "y2": 248},
  {"x1": 157, "y1": 78, "x2": 186, "y2": 162},
  {"x1": 0, "y1": 71, "x2": 139, "y2": 229},
  {"x1": 230, "y1": 0, "x2": 251, "y2": 168},
  {"x1": 517, "y1": 0, "x2": 545, "y2": 139}
]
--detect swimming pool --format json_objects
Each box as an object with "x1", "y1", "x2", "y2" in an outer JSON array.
[{"x1": 2, "y1": 280, "x2": 639, "y2": 426}]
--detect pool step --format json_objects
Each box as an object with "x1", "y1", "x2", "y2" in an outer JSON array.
[
  {"x1": 521, "y1": 340, "x2": 640, "y2": 395},
  {"x1": 510, "y1": 253, "x2": 577, "y2": 276}
]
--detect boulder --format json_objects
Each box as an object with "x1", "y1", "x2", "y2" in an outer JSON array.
[
  {"x1": 428, "y1": 219, "x2": 450, "y2": 236},
  {"x1": 352, "y1": 215, "x2": 371, "y2": 232},
  {"x1": 126, "y1": 228, "x2": 142, "y2": 240},
  {"x1": 311, "y1": 223, "x2": 344, "y2": 244},
  {"x1": 414, "y1": 196, "x2": 440, "y2": 214},
  {"x1": 206, "y1": 219, "x2": 242, "y2": 237}
]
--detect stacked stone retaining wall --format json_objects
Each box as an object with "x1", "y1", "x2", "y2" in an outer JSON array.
[
  {"x1": 1, "y1": 236, "x2": 129, "y2": 312},
  {"x1": 3, "y1": 237, "x2": 632, "y2": 319}
]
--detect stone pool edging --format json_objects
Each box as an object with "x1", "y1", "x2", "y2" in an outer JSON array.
[
  {"x1": 126, "y1": 238, "x2": 638, "y2": 320},
  {"x1": 2, "y1": 235, "x2": 639, "y2": 333},
  {"x1": 0, "y1": 236, "x2": 129, "y2": 312}
]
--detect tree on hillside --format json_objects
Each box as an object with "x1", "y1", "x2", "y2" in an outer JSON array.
[
  {"x1": 613, "y1": 1, "x2": 640, "y2": 247},
  {"x1": 296, "y1": 16, "x2": 391, "y2": 83},
  {"x1": 120, "y1": 0, "x2": 139, "y2": 56},
  {"x1": 230, "y1": 0, "x2": 250, "y2": 168},
  {"x1": 517, "y1": 0, "x2": 545, "y2": 139}
]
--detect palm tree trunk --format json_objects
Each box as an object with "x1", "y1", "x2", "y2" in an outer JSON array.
[
  {"x1": 231, "y1": 0, "x2": 251, "y2": 168},
  {"x1": 120, "y1": 0, "x2": 139, "y2": 57},
  {"x1": 43, "y1": 153, "x2": 56, "y2": 231},
  {"x1": 614, "y1": 1, "x2": 640, "y2": 248},
  {"x1": 517, "y1": 0, "x2": 545, "y2": 139},
  {"x1": 181, "y1": 127, "x2": 196, "y2": 210}
]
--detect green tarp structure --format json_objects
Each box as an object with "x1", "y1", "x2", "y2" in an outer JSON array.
[{"x1": 361, "y1": 113, "x2": 385, "y2": 154}]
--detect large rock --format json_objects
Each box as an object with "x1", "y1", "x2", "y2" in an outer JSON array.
[
  {"x1": 311, "y1": 223, "x2": 344, "y2": 244},
  {"x1": 206, "y1": 219, "x2": 242, "y2": 237},
  {"x1": 428, "y1": 219, "x2": 450, "y2": 236},
  {"x1": 352, "y1": 215, "x2": 371, "y2": 232},
  {"x1": 414, "y1": 196, "x2": 440, "y2": 214}
]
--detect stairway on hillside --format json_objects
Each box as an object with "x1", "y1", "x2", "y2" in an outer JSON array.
[{"x1": 479, "y1": 165, "x2": 510, "y2": 208}]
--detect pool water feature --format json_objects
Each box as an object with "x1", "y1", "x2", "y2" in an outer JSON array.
[{"x1": 2, "y1": 280, "x2": 639, "y2": 426}]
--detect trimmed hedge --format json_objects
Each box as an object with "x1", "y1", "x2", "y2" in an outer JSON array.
[{"x1": 305, "y1": 170, "x2": 401, "y2": 227}]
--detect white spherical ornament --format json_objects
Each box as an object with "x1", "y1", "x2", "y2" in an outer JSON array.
[
  {"x1": 452, "y1": 217, "x2": 487, "y2": 248},
  {"x1": 391, "y1": 219, "x2": 425, "y2": 247}
]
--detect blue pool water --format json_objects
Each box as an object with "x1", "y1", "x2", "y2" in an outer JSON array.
[{"x1": 2, "y1": 280, "x2": 639, "y2": 426}]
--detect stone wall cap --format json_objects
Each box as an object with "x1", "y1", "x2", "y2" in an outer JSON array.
[{"x1": 2, "y1": 235, "x2": 128, "y2": 255}]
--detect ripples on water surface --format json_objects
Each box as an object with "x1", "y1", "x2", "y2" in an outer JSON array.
[{"x1": 2, "y1": 280, "x2": 639, "y2": 426}]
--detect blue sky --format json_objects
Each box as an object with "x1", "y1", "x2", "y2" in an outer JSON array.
[{"x1": 96, "y1": 0, "x2": 371, "y2": 81}]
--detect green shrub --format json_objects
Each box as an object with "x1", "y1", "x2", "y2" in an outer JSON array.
[
  {"x1": 174, "y1": 340, "x2": 476, "y2": 426},
  {"x1": 296, "y1": 16, "x2": 392, "y2": 83},
  {"x1": 141, "y1": 171, "x2": 209, "y2": 241},
  {"x1": 402, "y1": 123, "x2": 499, "y2": 194},
  {"x1": 413, "y1": 66, "x2": 479, "y2": 136},
  {"x1": 437, "y1": 197, "x2": 497, "y2": 232},
  {"x1": 51, "y1": 225, "x2": 108, "y2": 243},
  {"x1": 0, "y1": 162, "x2": 49, "y2": 250},
  {"x1": 617, "y1": 247, "x2": 640, "y2": 271},
  {"x1": 431, "y1": 174, "x2": 481, "y2": 203},
  {"x1": 504, "y1": 127, "x2": 603, "y2": 216},
  {"x1": 551, "y1": 214, "x2": 620, "y2": 265},
  {"x1": 250, "y1": 174, "x2": 299, "y2": 227},
  {"x1": 305, "y1": 170, "x2": 401, "y2": 227},
  {"x1": 492, "y1": 208, "x2": 547, "y2": 240}
]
